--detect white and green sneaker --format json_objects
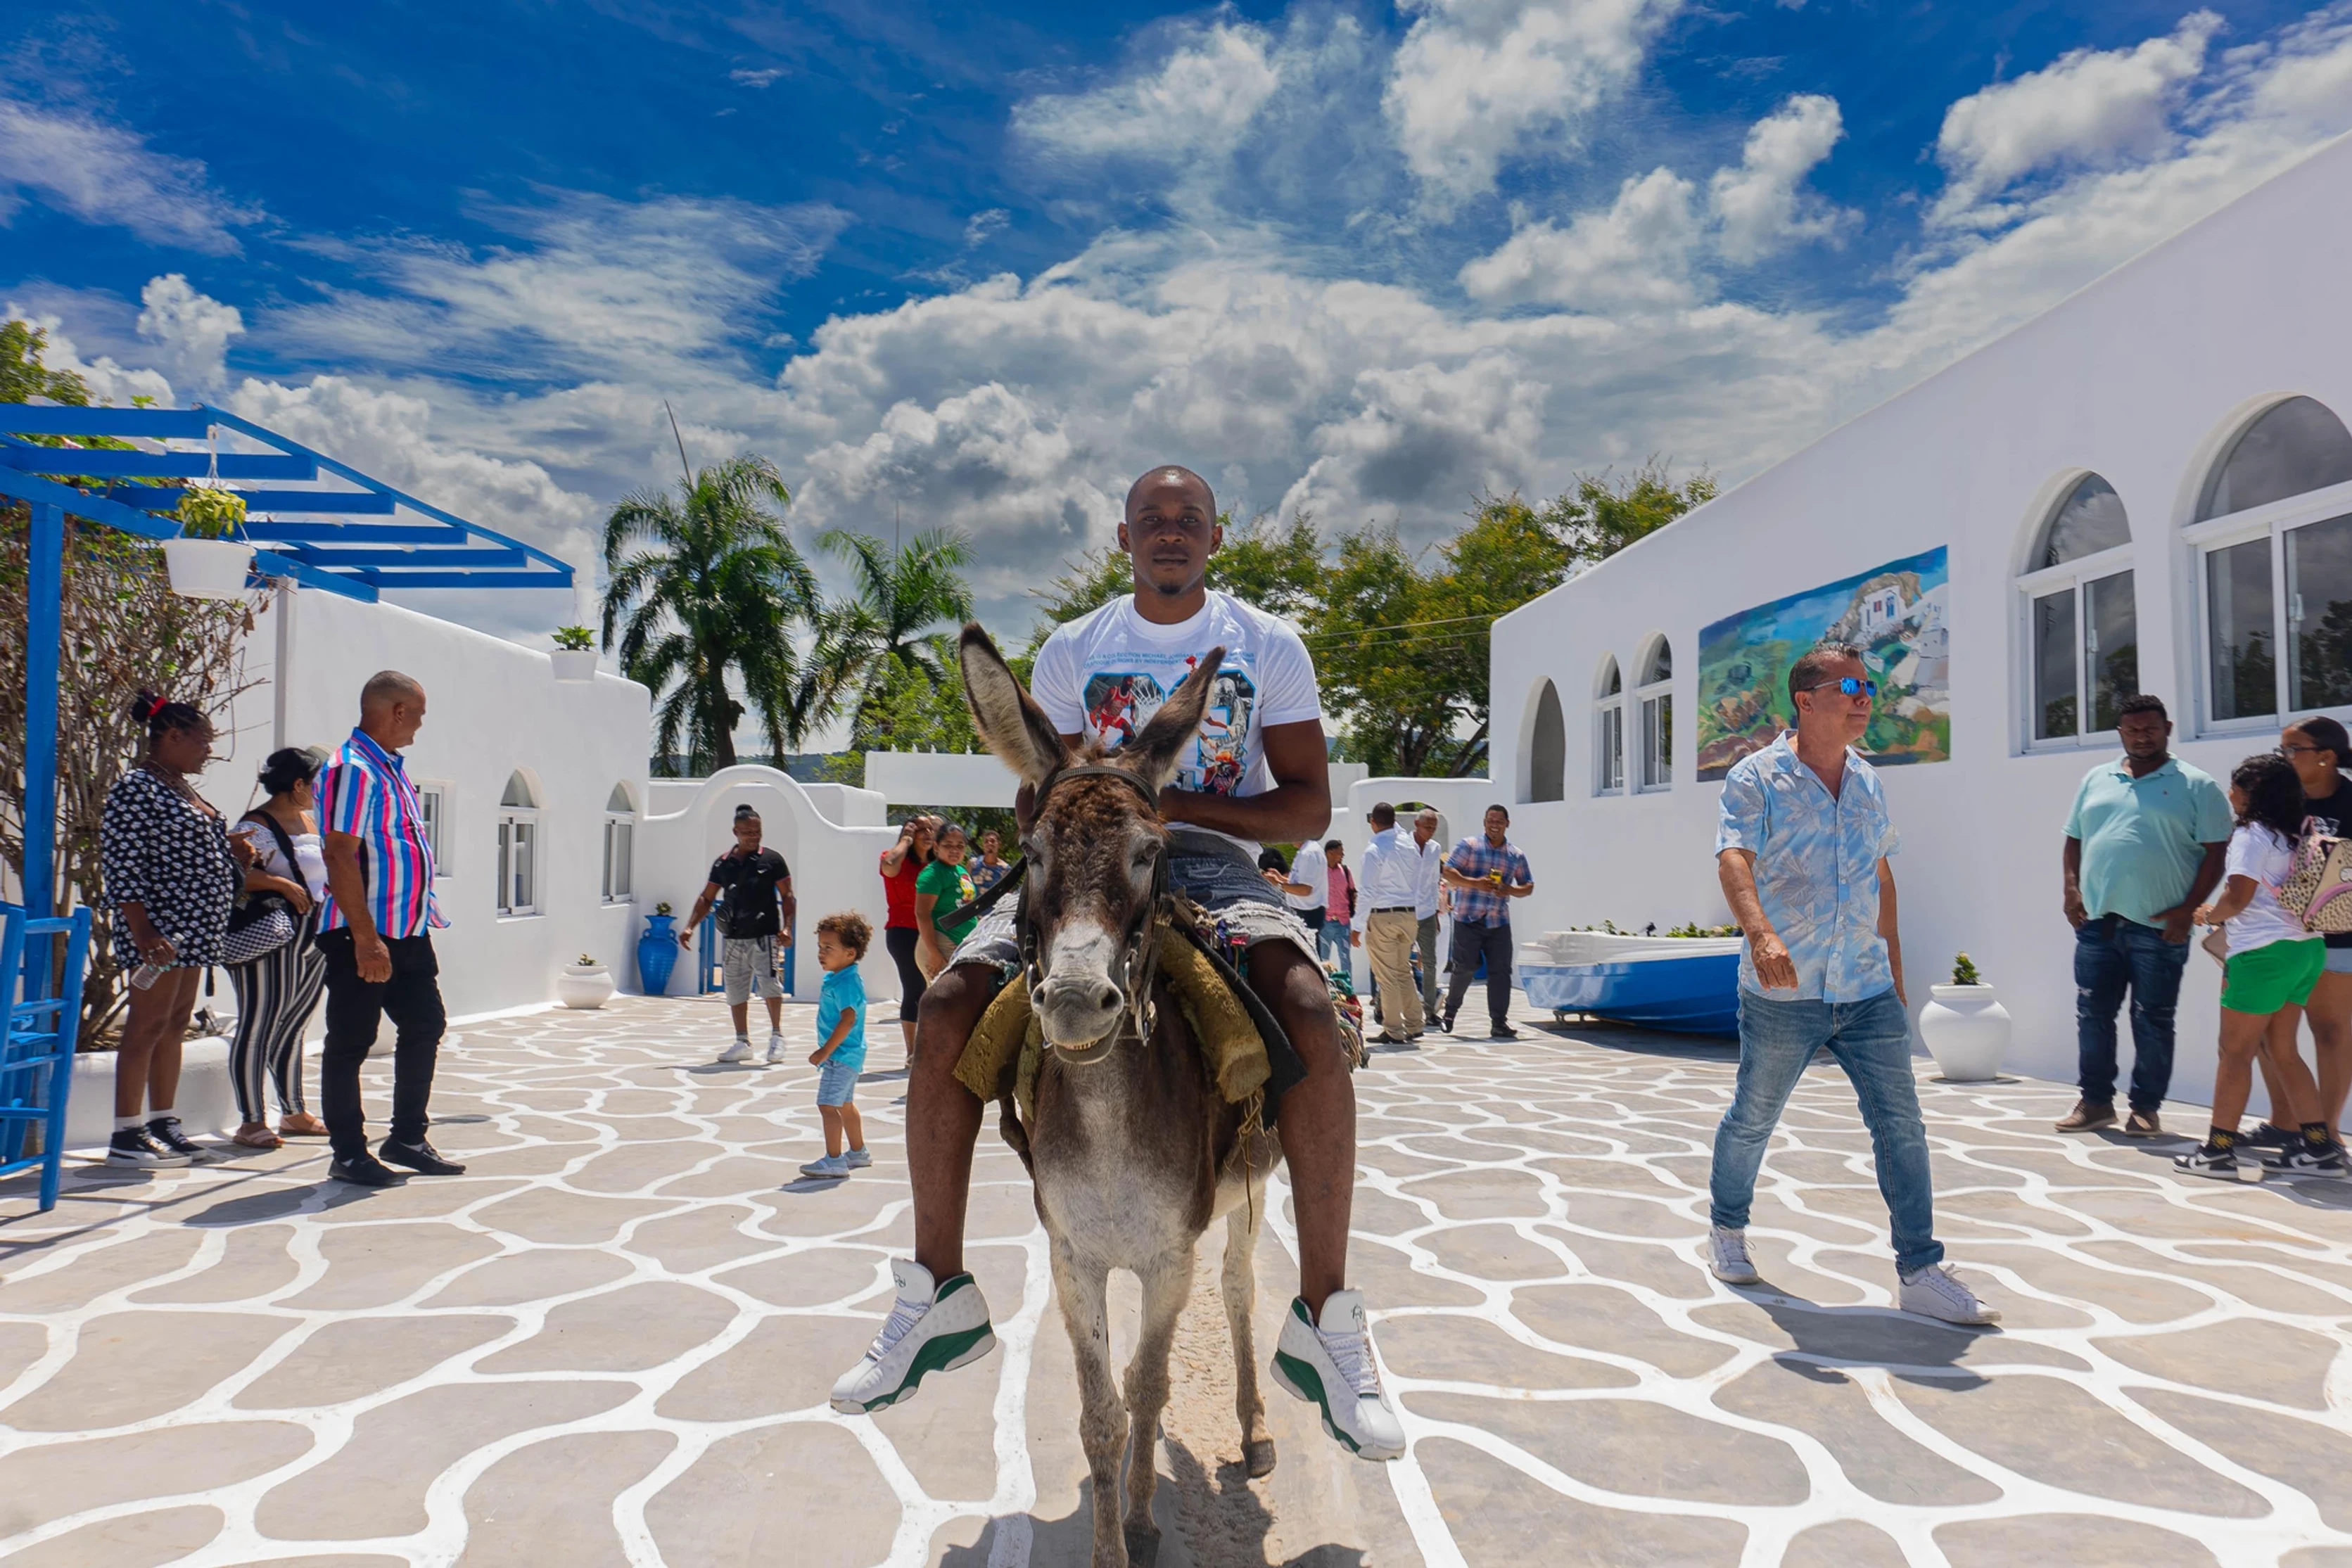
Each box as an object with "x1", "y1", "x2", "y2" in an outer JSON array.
[
  {"x1": 829, "y1": 1258, "x2": 998, "y2": 1414},
  {"x1": 1270, "y1": 1289, "x2": 1406, "y2": 1461}
]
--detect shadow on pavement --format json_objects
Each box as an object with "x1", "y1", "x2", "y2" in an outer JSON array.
[{"x1": 1740, "y1": 1288, "x2": 1998, "y2": 1389}]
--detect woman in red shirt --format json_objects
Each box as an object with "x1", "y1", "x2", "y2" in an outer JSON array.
[{"x1": 879, "y1": 815, "x2": 936, "y2": 1052}]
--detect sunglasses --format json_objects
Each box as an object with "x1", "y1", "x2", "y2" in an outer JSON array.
[{"x1": 1800, "y1": 677, "x2": 1878, "y2": 699}]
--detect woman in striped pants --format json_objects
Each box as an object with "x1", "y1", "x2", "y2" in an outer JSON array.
[{"x1": 227, "y1": 748, "x2": 331, "y2": 1149}]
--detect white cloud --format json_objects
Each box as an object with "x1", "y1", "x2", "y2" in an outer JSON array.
[
  {"x1": 1933, "y1": 10, "x2": 2221, "y2": 226},
  {"x1": 135, "y1": 274, "x2": 243, "y2": 393},
  {"x1": 1014, "y1": 22, "x2": 1280, "y2": 165},
  {"x1": 1385, "y1": 0, "x2": 1683, "y2": 208},
  {"x1": 0, "y1": 89, "x2": 260, "y2": 253},
  {"x1": 1708, "y1": 94, "x2": 1850, "y2": 263},
  {"x1": 964, "y1": 208, "x2": 1010, "y2": 246},
  {"x1": 730, "y1": 67, "x2": 784, "y2": 87},
  {"x1": 270, "y1": 191, "x2": 850, "y2": 383},
  {"x1": 1458, "y1": 169, "x2": 1701, "y2": 309}
]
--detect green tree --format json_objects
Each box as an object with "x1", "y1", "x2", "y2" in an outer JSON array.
[
  {"x1": 600, "y1": 454, "x2": 819, "y2": 775},
  {"x1": 808, "y1": 526, "x2": 978, "y2": 745},
  {"x1": 1544, "y1": 458, "x2": 1718, "y2": 568},
  {"x1": 0, "y1": 320, "x2": 90, "y2": 406}
]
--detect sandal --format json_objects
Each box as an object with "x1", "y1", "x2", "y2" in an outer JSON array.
[
  {"x1": 276, "y1": 1112, "x2": 328, "y2": 1138},
  {"x1": 233, "y1": 1122, "x2": 284, "y2": 1150}
]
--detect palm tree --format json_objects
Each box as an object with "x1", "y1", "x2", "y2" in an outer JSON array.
[
  {"x1": 808, "y1": 526, "x2": 977, "y2": 726},
  {"x1": 601, "y1": 454, "x2": 819, "y2": 774}
]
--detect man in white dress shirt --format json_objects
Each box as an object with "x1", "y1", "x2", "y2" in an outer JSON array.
[
  {"x1": 1411, "y1": 808, "x2": 1446, "y2": 1026},
  {"x1": 1352, "y1": 802, "x2": 1426, "y2": 1043}
]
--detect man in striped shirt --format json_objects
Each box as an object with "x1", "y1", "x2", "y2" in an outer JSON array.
[{"x1": 317, "y1": 670, "x2": 463, "y2": 1188}]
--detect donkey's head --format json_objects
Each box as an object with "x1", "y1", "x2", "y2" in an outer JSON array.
[{"x1": 960, "y1": 623, "x2": 1224, "y2": 1056}]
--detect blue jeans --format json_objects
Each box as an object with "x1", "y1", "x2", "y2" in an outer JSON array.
[
  {"x1": 2073, "y1": 915, "x2": 2189, "y2": 1112},
  {"x1": 1318, "y1": 917, "x2": 1352, "y2": 969},
  {"x1": 1710, "y1": 987, "x2": 1943, "y2": 1275}
]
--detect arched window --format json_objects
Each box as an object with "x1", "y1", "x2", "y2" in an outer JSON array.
[
  {"x1": 2019, "y1": 474, "x2": 2137, "y2": 744},
  {"x1": 2188, "y1": 397, "x2": 2352, "y2": 727},
  {"x1": 497, "y1": 772, "x2": 539, "y2": 916},
  {"x1": 1594, "y1": 657, "x2": 1625, "y2": 796},
  {"x1": 602, "y1": 782, "x2": 636, "y2": 901},
  {"x1": 1636, "y1": 638, "x2": 1672, "y2": 790},
  {"x1": 1527, "y1": 681, "x2": 1565, "y2": 803}
]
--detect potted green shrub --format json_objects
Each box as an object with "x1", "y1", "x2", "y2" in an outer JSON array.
[
  {"x1": 550, "y1": 625, "x2": 598, "y2": 682},
  {"x1": 558, "y1": 952, "x2": 615, "y2": 1009},
  {"x1": 1921, "y1": 951, "x2": 2010, "y2": 1081},
  {"x1": 164, "y1": 485, "x2": 255, "y2": 599}
]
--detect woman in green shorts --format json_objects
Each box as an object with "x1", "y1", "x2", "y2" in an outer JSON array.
[
  {"x1": 915, "y1": 821, "x2": 981, "y2": 983},
  {"x1": 2180, "y1": 754, "x2": 2335, "y2": 1180}
]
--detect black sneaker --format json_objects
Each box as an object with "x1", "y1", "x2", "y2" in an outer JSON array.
[
  {"x1": 2237, "y1": 1123, "x2": 2296, "y2": 1159},
  {"x1": 2275, "y1": 1142, "x2": 2347, "y2": 1177},
  {"x1": 146, "y1": 1115, "x2": 207, "y2": 1160},
  {"x1": 1490, "y1": 1023, "x2": 1522, "y2": 1040},
  {"x1": 330, "y1": 1153, "x2": 408, "y2": 1187},
  {"x1": 2175, "y1": 1145, "x2": 2251, "y2": 1182},
  {"x1": 379, "y1": 1137, "x2": 466, "y2": 1175},
  {"x1": 106, "y1": 1126, "x2": 190, "y2": 1167}
]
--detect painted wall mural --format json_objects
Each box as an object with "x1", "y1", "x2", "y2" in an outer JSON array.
[{"x1": 1696, "y1": 546, "x2": 1951, "y2": 780}]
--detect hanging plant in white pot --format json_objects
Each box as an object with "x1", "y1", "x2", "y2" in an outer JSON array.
[
  {"x1": 163, "y1": 484, "x2": 255, "y2": 599},
  {"x1": 549, "y1": 625, "x2": 599, "y2": 682},
  {"x1": 1919, "y1": 952, "x2": 2010, "y2": 1081}
]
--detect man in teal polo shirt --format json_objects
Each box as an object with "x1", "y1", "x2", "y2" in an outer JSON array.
[{"x1": 2059, "y1": 694, "x2": 2231, "y2": 1135}]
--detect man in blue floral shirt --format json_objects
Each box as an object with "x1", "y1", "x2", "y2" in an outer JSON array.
[
  {"x1": 1439, "y1": 804, "x2": 1534, "y2": 1038},
  {"x1": 1706, "y1": 642, "x2": 1997, "y2": 1327}
]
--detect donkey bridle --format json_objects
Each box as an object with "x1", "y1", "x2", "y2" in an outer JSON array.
[{"x1": 1018, "y1": 763, "x2": 1173, "y2": 1052}]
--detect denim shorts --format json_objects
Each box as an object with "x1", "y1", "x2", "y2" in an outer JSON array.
[
  {"x1": 816, "y1": 1057, "x2": 863, "y2": 1106},
  {"x1": 946, "y1": 830, "x2": 1319, "y2": 980},
  {"x1": 2327, "y1": 943, "x2": 2352, "y2": 975}
]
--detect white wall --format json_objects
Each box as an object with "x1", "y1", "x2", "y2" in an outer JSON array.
[
  {"x1": 1487, "y1": 134, "x2": 2352, "y2": 1107},
  {"x1": 198, "y1": 589, "x2": 651, "y2": 1021},
  {"x1": 633, "y1": 765, "x2": 903, "y2": 1004}
]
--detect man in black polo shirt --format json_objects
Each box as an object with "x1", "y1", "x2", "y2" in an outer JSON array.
[{"x1": 684, "y1": 806, "x2": 794, "y2": 1063}]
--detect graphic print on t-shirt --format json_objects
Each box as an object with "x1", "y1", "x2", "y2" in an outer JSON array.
[{"x1": 1079, "y1": 656, "x2": 1259, "y2": 795}]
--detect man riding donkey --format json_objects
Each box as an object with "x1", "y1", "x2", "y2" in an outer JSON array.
[{"x1": 828, "y1": 464, "x2": 1406, "y2": 1462}]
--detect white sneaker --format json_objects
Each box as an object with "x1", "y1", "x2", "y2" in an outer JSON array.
[
  {"x1": 717, "y1": 1037, "x2": 753, "y2": 1064},
  {"x1": 830, "y1": 1258, "x2": 998, "y2": 1414},
  {"x1": 765, "y1": 1033, "x2": 785, "y2": 1064},
  {"x1": 844, "y1": 1147, "x2": 872, "y2": 1169},
  {"x1": 1899, "y1": 1263, "x2": 2001, "y2": 1325},
  {"x1": 799, "y1": 1153, "x2": 850, "y2": 1178},
  {"x1": 1708, "y1": 1225, "x2": 1760, "y2": 1284},
  {"x1": 1271, "y1": 1289, "x2": 1406, "y2": 1461}
]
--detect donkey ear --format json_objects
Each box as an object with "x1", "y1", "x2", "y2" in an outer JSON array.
[
  {"x1": 1121, "y1": 645, "x2": 1224, "y2": 793},
  {"x1": 960, "y1": 623, "x2": 1068, "y2": 788}
]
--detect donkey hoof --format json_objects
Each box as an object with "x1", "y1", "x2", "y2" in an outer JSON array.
[
  {"x1": 1244, "y1": 1437, "x2": 1278, "y2": 1478},
  {"x1": 1123, "y1": 1521, "x2": 1162, "y2": 1566}
]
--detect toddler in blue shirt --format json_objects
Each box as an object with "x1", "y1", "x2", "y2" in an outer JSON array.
[{"x1": 799, "y1": 912, "x2": 872, "y2": 1179}]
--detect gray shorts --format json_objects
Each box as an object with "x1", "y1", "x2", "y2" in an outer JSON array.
[
  {"x1": 948, "y1": 833, "x2": 1320, "y2": 981},
  {"x1": 2327, "y1": 944, "x2": 2352, "y2": 975},
  {"x1": 723, "y1": 936, "x2": 784, "y2": 1004}
]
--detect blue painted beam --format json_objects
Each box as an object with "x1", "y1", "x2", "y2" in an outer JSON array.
[
  {"x1": 0, "y1": 450, "x2": 317, "y2": 481},
  {"x1": 284, "y1": 546, "x2": 528, "y2": 568},
  {"x1": 0, "y1": 406, "x2": 213, "y2": 438},
  {"x1": 0, "y1": 466, "x2": 180, "y2": 539},
  {"x1": 236, "y1": 523, "x2": 469, "y2": 544},
  {"x1": 356, "y1": 571, "x2": 574, "y2": 589},
  {"x1": 104, "y1": 486, "x2": 400, "y2": 515},
  {"x1": 250, "y1": 550, "x2": 378, "y2": 601}
]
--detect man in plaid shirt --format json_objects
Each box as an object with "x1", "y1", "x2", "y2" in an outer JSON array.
[{"x1": 1439, "y1": 804, "x2": 1534, "y2": 1037}]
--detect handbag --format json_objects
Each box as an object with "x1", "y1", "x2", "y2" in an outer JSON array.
[
  {"x1": 222, "y1": 810, "x2": 304, "y2": 965},
  {"x1": 2275, "y1": 817, "x2": 2352, "y2": 933}
]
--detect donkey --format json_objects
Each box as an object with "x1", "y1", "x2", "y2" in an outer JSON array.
[{"x1": 960, "y1": 625, "x2": 1280, "y2": 1568}]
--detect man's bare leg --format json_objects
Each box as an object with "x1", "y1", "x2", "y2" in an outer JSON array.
[
  {"x1": 1248, "y1": 943, "x2": 1354, "y2": 1315},
  {"x1": 907, "y1": 963, "x2": 991, "y2": 1281}
]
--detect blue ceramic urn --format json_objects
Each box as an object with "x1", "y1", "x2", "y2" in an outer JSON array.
[{"x1": 637, "y1": 913, "x2": 680, "y2": 996}]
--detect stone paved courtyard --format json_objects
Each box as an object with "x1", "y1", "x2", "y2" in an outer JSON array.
[{"x1": 6, "y1": 993, "x2": 2352, "y2": 1567}]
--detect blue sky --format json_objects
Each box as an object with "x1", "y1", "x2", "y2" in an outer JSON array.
[{"x1": 6, "y1": 0, "x2": 2352, "y2": 661}]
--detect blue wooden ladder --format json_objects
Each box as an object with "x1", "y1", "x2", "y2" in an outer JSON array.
[{"x1": 0, "y1": 903, "x2": 92, "y2": 1213}]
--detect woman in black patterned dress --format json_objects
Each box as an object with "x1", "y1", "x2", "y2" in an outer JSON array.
[{"x1": 98, "y1": 691, "x2": 246, "y2": 1167}]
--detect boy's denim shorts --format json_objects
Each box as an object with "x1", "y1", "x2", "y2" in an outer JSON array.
[
  {"x1": 816, "y1": 1057, "x2": 862, "y2": 1107},
  {"x1": 945, "y1": 830, "x2": 1319, "y2": 981}
]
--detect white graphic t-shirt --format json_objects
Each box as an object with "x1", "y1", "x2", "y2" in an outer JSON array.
[{"x1": 1029, "y1": 591, "x2": 1321, "y2": 859}]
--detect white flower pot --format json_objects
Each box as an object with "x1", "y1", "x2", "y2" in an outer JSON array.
[
  {"x1": 1920, "y1": 983, "x2": 2010, "y2": 1081},
  {"x1": 163, "y1": 537, "x2": 253, "y2": 599},
  {"x1": 549, "y1": 649, "x2": 597, "y2": 682},
  {"x1": 557, "y1": 963, "x2": 615, "y2": 1009}
]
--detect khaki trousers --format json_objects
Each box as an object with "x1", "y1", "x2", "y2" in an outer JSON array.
[{"x1": 1366, "y1": 910, "x2": 1424, "y2": 1038}]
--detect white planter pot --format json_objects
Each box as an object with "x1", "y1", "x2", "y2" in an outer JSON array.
[
  {"x1": 163, "y1": 537, "x2": 253, "y2": 599},
  {"x1": 549, "y1": 649, "x2": 598, "y2": 682},
  {"x1": 1920, "y1": 984, "x2": 2011, "y2": 1081},
  {"x1": 557, "y1": 963, "x2": 615, "y2": 1009}
]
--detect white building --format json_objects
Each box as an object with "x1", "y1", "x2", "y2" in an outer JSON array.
[{"x1": 1489, "y1": 132, "x2": 2352, "y2": 1106}]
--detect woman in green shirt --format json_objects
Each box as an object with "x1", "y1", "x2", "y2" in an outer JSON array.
[{"x1": 915, "y1": 821, "x2": 980, "y2": 980}]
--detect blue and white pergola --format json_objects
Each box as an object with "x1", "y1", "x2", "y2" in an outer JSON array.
[{"x1": 1, "y1": 401, "x2": 571, "y2": 1207}]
